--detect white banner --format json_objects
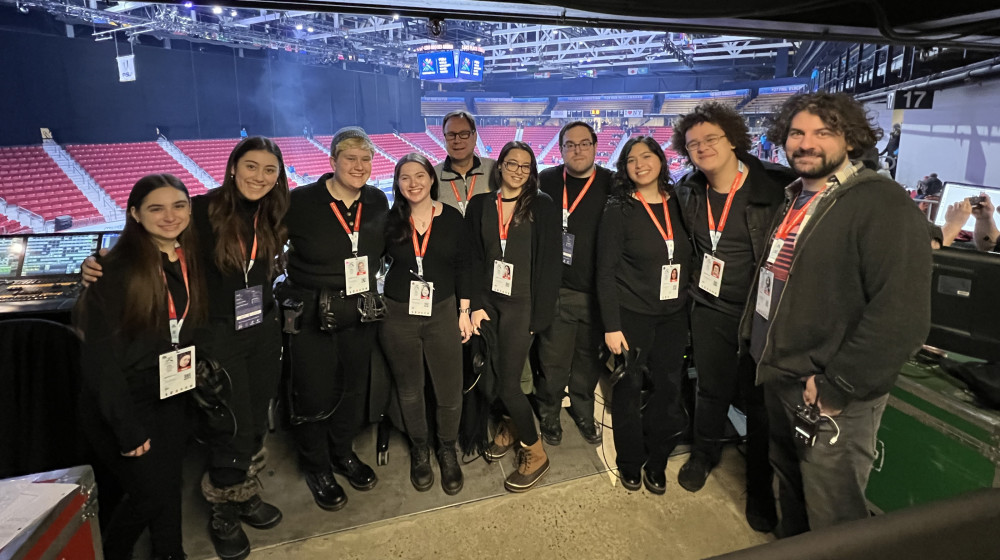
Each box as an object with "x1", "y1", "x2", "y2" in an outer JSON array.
[
  {"x1": 624, "y1": 109, "x2": 644, "y2": 117},
  {"x1": 117, "y1": 55, "x2": 136, "y2": 82},
  {"x1": 550, "y1": 110, "x2": 569, "y2": 118}
]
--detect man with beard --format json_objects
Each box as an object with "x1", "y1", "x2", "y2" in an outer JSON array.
[{"x1": 742, "y1": 93, "x2": 931, "y2": 537}]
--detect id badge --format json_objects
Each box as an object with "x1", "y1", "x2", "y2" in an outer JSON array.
[
  {"x1": 660, "y1": 264, "x2": 681, "y2": 300},
  {"x1": 234, "y1": 285, "x2": 264, "y2": 330},
  {"x1": 755, "y1": 268, "x2": 774, "y2": 320},
  {"x1": 159, "y1": 345, "x2": 196, "y2": 399},
  {"x1": 699, "y1": 254, "x2": 725, "y2": 297},
  {"x1": 408, "y1": 280, "x2": 434, "y2": 316},
  {"x1": 767, "y1": 239, "x2": 785, "y2": 264},
  {"x1": 492, "y1": 260, "x2": 513, "y2": 296},
  {"x1": 345, "y1": 256, "x2": 369, "y2": 295},
  {"x1": 562, "y1": 231, "x2": 576, "y2": 265}
]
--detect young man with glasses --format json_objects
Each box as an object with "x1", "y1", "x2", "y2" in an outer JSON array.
[
  {"x1": 434, "y1": 111, "x2": 496, "y2": 215},
  {"x1": 533, "y1": 121, "x2": 613, "y2": 446},
  {"x1": 671, "y1": 102, "x2": 796, "y2": 532}
]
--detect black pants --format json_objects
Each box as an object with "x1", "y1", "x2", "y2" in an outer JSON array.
[
  {"x1": 534, "y1": 287, "x2": 604, "y2": 424},
  {"x1": 379, "y1": 296, "x2": 463, "y2": 444},
  {"x1": 613, "y1": 307, "x2": 688, "y2": 474},
  {"x1": 483, "y1": 294, "x2": 538, "y2": 446},
  {"x1": 289, "y1": 291, "x2": 374, "y2": 472},
  {"x1": 765, "y1": 380, "x2": 887, "y2": 536},
  {"x1": 690, "y1": 303, "x2": 772, "y2": 492},
  {"x1": 82, "y1": 395, "x2": 187, "y2": 560},
  {"x1": 197, "y1": 309, "x2": 282, "y2": 485}
]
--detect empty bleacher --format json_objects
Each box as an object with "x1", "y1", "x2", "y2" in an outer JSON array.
[
  {"x1": 369, "y1": 134, "x2": 417, "y2": 160},
  {"x1": 474, "y1": 98, "x2": 549, "y2": 116},
  {"x1": 742, "y1": 85, "x2": 806, "y2": 114},
  {"x1": 552, "y1": 95, "x2": 655, "y2": 114},
  {"x1": 0, "y1": 145, "x2": 103, "y2": 221},
  {"x1": 67, "y1": 142, "x2": 207, "y2": 208},
  {"x1": 520, "y1": 126, "x2": 560, "y2": 155},
  {"x1": 174, "y1": 139, "x2": 239, "y2": 183},
  {"x1": 476, "y1": 126, "x2": 517, "y2": 157},
  {"x1": 594, "y1": 126, "x2": 625, "y2": 165},
  {"x1": 401, "y1": 132, "x2": 447, "y2": 163},
  {"x1": 659, "y1": 90, "x2": 748, "y2": 115},
  {"x1": 0, "y1": 215, "x2": 28, "y2": 234},
  {"x1": 420, "y1": 97, "x2": 469, "y2": 116}
]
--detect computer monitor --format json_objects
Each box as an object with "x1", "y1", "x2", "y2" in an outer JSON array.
[
  {"x1": 0, "y1": 237, "x2": 25, "y2": 278},
  {"x1": 932, "y1": 182, "x2": 1000, "y2": 231},
  {"x1": 99, "y1": 232, "x2": 122, "y2": 250},
  {"x1": 926, "y1": 247, "x2": 1000, "y2": 362},
  {"x1": 20, "y1": 233, "x2": 100, "y2": 277}
]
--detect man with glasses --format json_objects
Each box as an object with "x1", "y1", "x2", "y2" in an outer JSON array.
[
  {"x1": 671, "y1": 102, "x2": 796, "y2": 532},
  {"x1": 533, "y1": 121, "x2": 613, "y2": 446},
  {"x1": 434, "y1": 111, "x2": 496, "y2": 215}
]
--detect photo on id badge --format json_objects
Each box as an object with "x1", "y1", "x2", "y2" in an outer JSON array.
[{"x1": 492, "y1": 260, "x2": 513, "y2": 296}]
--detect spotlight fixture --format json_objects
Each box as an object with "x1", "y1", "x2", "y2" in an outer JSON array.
[
  {"x1": 306, "y1": 26, "x2": 314, "y2": 32},
  {"x1": 295, "y1": 23, "x2": 303, "y2": 30},
  {"x1": 211, "y1": 5, "x2": 222, "y2": 14},
  {"x1": 230, "y1": 9, "x2": 237, "y2": 16},
  {"x1": 183, "y1": 1, "x2": 192, "y2": 7},
  {"x1": 16, "y1": 1, "x2": 29, "y2": 13},
  {"x1": 392, "y1": 13, "x2": 399, "y2": 20}
]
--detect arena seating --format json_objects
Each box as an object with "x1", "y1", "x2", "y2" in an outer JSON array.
[
  {"x1": 174, "y1": 139, "x2": 239, "y2": 183},
  {"x1": 67, "y1": 142, "x2": 207, "y2": 208},
  {"x1": 369, "y1": 134, "x2": 417, "y2": 160},
  {"x1": 0, "y1": 215, "x2": 28, "y2": 234},
  {"x1": 400, "y1": 132, "x2": 447, "y2": 163},
  {"x1": 476, "y1": 126, "x2": 517, "y2": 157},
  {"x1": 314, "y1": 135, "x2": 396, "y2": 181},
  {"x1": 594, "y1": 126, "x2": 625, "y2": 165},
  {"x1": 742, "y1": 88, "x2": 804, "y2": 114},
  {"x1": 659, "y1": 90, "x2": 747, "y2": 115},
  {"x1": 0, "y1": 146, "x2": 103, "y2": 220},
  {"x1": 474, "y1": 98, "x2": 549, "y2": 116},
  {"x1": 519, "y1": 126, "x2": 560, "y2": 155},
  {"x1": 420, "y1": 97, "x2": 469, "y2": 116},
  {"x1": 552, "y1": 96, "x2": 654, "y2": 113}
]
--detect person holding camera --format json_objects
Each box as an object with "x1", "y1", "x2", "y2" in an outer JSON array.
[
  {"x1": 970, "y1": 193, "x2": 1000, "y2": 251},
  {"x1": 597, "y1": 137, "x2": 694, "y2": 494},
  {"x1": 282, "y1": 127, "x2": 389, "y2": 511},
  {"x1": 379, "y1": 153, "x2": 472, "y2": 495}
]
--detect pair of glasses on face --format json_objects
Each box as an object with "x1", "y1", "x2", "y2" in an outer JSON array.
[
  {"x1": 685, "y1": 135, "x2": 725, "y2": 152},
  {"x1": 562, "y1": 140, "x2": 594, "y2": 151},
  {"x1": 445, "y1": 130, "x2": 473, "y2": 141},
  {"x1": 502, "y1": 161, "x2": 532, "y2": 174}
]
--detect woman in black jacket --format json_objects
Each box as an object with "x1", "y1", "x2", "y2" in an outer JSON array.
[
  {"x1": 467, "y1": 140, "x2": 560, "y2": 492},
  {"x1": 77, "y1": 174, "x2": 207, "y2": 560},
  {"x1": 380, "y1": 153, "x2": 472, "y2": 495},
  {"x1": 597, "y1": 136, "x2": 694, "y2": 494}
]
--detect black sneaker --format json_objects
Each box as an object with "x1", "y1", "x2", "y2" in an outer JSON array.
[
  {"x1": 234, "y1": 495, "x2": 282, "y2": 530},
  {"x1": 539, "y1": 415, "x2": 562, "y2": 446},
  {"x1": 208, "y1": 503, "x2": 250, "y2": 560},
  {"x1": 331, "y1": 453, "x2": 378, "y2": 491},
  {"x1": 305, "y1": 469, "x2": 348, "y2": 511},
  {"x1": 409, "y1": 445, "x2": 434, "y2": 492},
  {"x1": 677, "y1": 451, "x2": 713, "y2": 493}
]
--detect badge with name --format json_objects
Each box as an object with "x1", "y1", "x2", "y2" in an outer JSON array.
[
  {"x1": 234, "y1": 285, "x2": 263, "y2": 330},
  {"x1": 767, "y1": 239, "x2": 784, "y2": 264},
  {"x1": 159, "y1": 345, "x2": 196, "y2": 399},
  {"x1": 660, "y1": 264, "x2": 681, "y2": 300},
  {"x1": 345, "y1": 256, "x2": 369, "y2": 295},
  {"x1": 492, "y1": 260, "x2": 513, "y2": 296},
  {"x1": 699, "y1": 254, "x2": 725, "y2": 297},
  {"x1": 756, "y1": 268, "x2": 775, "y2": 320},
  {"x1": 409, "y1": 281, "x2": 434, "y2": 316},
  {"x1": 562, "y1": 231, "x2": 576, "y2": 265}
]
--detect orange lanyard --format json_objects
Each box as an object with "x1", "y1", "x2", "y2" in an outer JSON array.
[
  {"x1": 497, "y1": 192, "x2": 514, "y2": 257},
  {"x1": 635, "y1": 191, "x2": 675, "y2": 261},
  {"x1": 450, "y1": 175, "x2": 477, "y2": 210},
  {"x1": 409, "y1": 209, "x2": 434, "y2": 276},
  {"x1": 562, "y1": 168, "x2": 596, "y2": 230},
  {"x1": 240, "y1": 213, "x2": 259, "y2": 287},
  {"x1": 775, "y1": 188, "x2": 825, "y2": 240},
  {"x1": 705, "y1": 168, "x2": 744, "y2": 252},
  {"x1": 164, "y1": 247, "x2": 190, "y2": 347},
  {"x1": 329, "y1": 201, "x2": 363, "y2": 253}
]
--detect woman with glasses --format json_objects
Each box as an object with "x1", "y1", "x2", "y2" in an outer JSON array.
[
  {"x1": 597, "y1": 136, "x2": 694, "y2": 494},
  {"x1": 466, "y1": 140, "x2": 560, "y2": 492},
  {"x1": 379, "y1": 153, "x2": 473, "y2": 495}
]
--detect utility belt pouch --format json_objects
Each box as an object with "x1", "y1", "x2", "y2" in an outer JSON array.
[
  {"x1": 318, "y1": 287, "x2": 339, "y2": 332},
  {"x1": 358, "y1": 291, "x2": 387, "y2": 323},
  {"x1": 280, "y1": 297, "x2": 304, "y2": 334}
]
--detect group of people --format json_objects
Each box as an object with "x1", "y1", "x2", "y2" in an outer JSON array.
[{"x1": 75, "y1": 92, "x2": 932, "y2": 560}]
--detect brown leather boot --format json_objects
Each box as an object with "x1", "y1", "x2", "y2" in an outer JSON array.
[
  {"x1": 504, "y1": 438, "x2": 550, "y2": 492},
  {"x1": 485, "y1": 417, "x2": 518, "y2": 462}
]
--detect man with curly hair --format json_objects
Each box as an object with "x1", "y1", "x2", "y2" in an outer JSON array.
[
  {"x1": 741, "y1": 92, "x2": 931, "y2": 536},
  {"x1": 671, "y1": 101, "x2": 796, "y2": 532}
]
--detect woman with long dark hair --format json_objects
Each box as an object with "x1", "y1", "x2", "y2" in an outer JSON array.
[
  {"x1": 466, "y1": 140, "x2": 561, "y2": 492},
  {"x1": 596, "y1": 136, "x2": 694, "y2": 494},
  {"x1": 380, "y1": 153, "x2": 472, "y2": 495},
  {"x1": 77, "y1": 174, "x2": 206, "y2": 560},
  {"x1": 83, "y1": 137, "x2": 290, "y2": 560}
]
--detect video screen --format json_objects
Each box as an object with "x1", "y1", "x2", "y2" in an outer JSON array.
[
  {"x1": 21, "y1": 234, "x2": 100, "y2": 276},
  {"x1": 100, "y1": 232, "x2": 122, "y2": 250},
  {"x1": 418, "y1": 52, "x2": 456, "y2": 80},
  {"x1": 0, "y1": 237, "x2": 26, "y2": 278},
  {"x1": 457, "y1": 52, "x2": 484, "y2": 81},
  {"x1": 934, "y1": 182, "x2": 1000, "y2": 232}
]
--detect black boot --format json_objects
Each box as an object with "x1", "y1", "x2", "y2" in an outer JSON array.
[
  {"x1": 409, "y1": 443, "x2": 434, "y2": 492},
  {"x1": 437, "y1": 440, "x2": 464, "y2": 496},
  {"x1": 208, "y1": 503, "x2": 250, "y2": 560},
  {"x1": 234, "y1": 495, "x2": 283, "y2": 530}
]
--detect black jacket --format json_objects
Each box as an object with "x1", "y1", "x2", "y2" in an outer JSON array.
[
  {"x1": 675, "y1": 152, "x2": 797, "y2": 273},
  {"x1": 739, "y1": 166, "x2": 932, "y2": 409}
]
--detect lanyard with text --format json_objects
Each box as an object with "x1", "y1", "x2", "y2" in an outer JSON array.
[
  {"x1": 635, "y1": 191, "x2": 675, "y2": 260},
  {"x1": 241, "y1": 213, "x2": 259, "y2": 288},
  {"x1": 409, "y1": 210, "x2": 435, "y2": 277},
  {"x1": 329, "y1": 201, "x2": 363, "y2": 254},
  {"x1": 451, "y1": 175, "x2": 477, "y2": 212},
  {"x1": 497, "y1": 192, "x2": 513, "y2": 257},
  {"x1": 705, "y1": 161, "x2": 746, "y2": 253},
  {"x1": 164, "y1": 247, "x2": 190, "y2": 347},
  {"x1": 562, "y1": 169, "x2": 596, "y2": 230},
  {"x1": 767, "y1": 187, "x2": 826, "y2": 263}
]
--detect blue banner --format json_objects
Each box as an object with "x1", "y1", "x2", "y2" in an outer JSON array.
[
  {"x1": 557, "y1": 94, "x2": 654, "y2": 102},
  {"x1": 759, "y1": 84, "x2": 807, "y2": 95}
]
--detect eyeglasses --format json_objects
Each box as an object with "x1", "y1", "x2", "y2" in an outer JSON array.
[
  {"x1": 562, "y1": 140, "x2": 594, "y2": 151},
  {"x1": 502, "y1": 161, "x2": 532, "y2": 174},
  {"x1": 444, "y1": 130, "x2": 473, "y2": 141},
  {"x1": 685, "y1": 135, "x2": 725, "y2": 152}
]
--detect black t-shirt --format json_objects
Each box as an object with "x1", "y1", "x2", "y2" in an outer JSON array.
[
  {"x1": 691, "y1": 185, "x2": 755, "y2": 316},
  {"x1": 538, "y1": 165, "x2": 612, "y2": 294},
  {"x1": 383, "y1": 204, "x2": 469, "y2": 303},
  {"x1": 286, "y1": 174, "x2": 389, "y2": 290}
]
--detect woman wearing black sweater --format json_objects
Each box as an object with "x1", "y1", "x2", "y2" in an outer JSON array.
[
  {"x1": 467, "y1": 141, "x2": 561, "y2": 492},
  {"x1": 380, "y1": 153, "x2": 472, "y2": 495},
  {"x1": 597, "y1": 136, "x2": 694, "y2": 494},
  {"x1": 77, "y1": 175, "x2": 207, "y2": 560}
]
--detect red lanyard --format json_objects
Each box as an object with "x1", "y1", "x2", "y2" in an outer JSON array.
[
  {"x1": 329, "y1": 200, "x2": 363, "y2": 252},
  {"x1": 497, "y1": 192, "x2": 513, "y2": 256},
  {"x1": 450, "y1": 175, "x2": 477, "y2": 208},
  {"x1": 409, "y1": 209, "x2": 434, "y2": 276},
  {"x1": 240, "y1": 213, "x2": 259, "y2": 286},
  {"x1": 562, "y1": 169, "x2": 596, "y2": 229},
  {"x1": 635, "y1": 190, "x2": 675, "y2": 260},
  {"x1": 164, "y1": 247, "x2": 190, "y2": 347},
  {"x1": 705, "y1": 169, "x2": 744, "y2": 252},
  {"x1": 775, "y1": 188, "x2": 825, "y2": 240}
]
